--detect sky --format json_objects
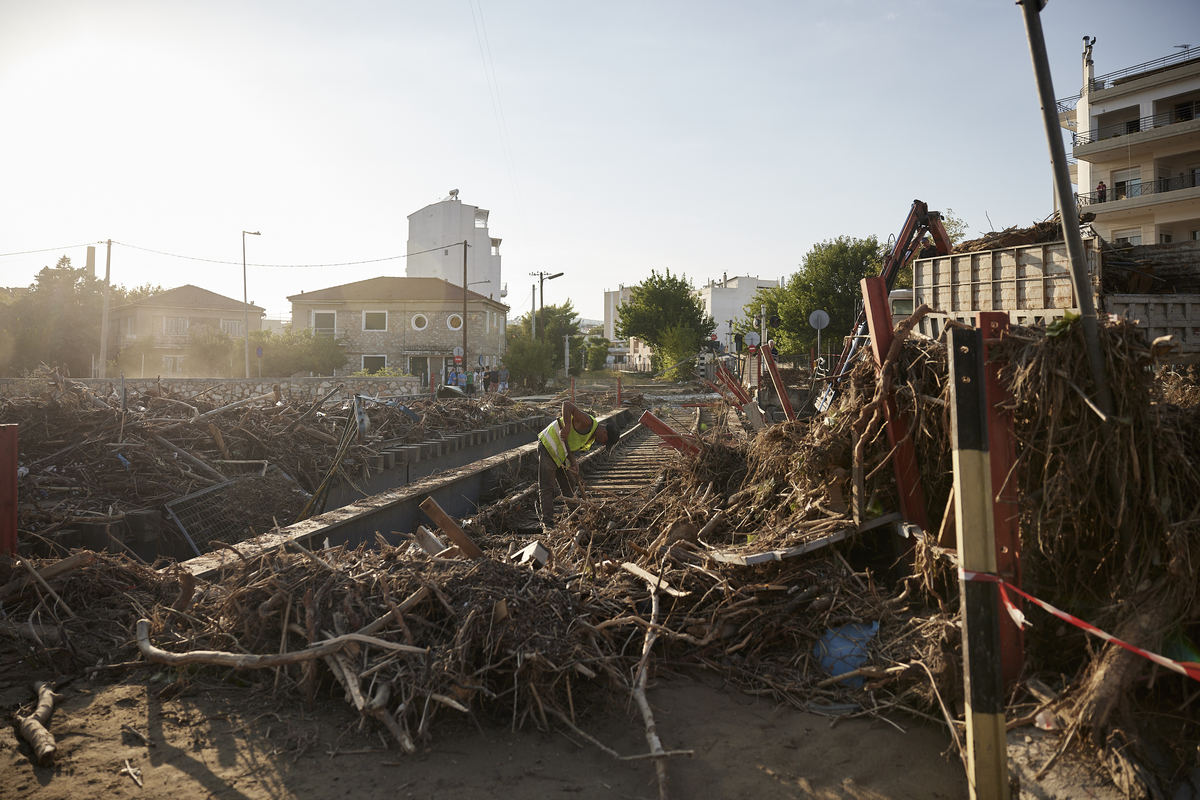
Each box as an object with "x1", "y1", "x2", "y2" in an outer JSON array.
[{"x1": 2, "y1": 0, "x2": 1198, "y2": 324}]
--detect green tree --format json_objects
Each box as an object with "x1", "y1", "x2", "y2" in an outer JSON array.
[
  {"x1": 251, "y1": 328, "x2": 347, "y2": 376},
  {"x1": 509, "y1": 301, "x2": 581, "y2": 372},
  {"x1": 616, "y1": 269, "x2": 714, "y2": 350},
  {"x1": 752, "y1": 236, "x2": 884, "y2": 356},
  {"x1": 2, "y1": 257, "x2": 107, "y2": 376},
  {"x1": 657, "y1": 323, "x2": 703, "y2": 381},
  {"x1": 585, "y1": 335, "x2": 610, "y2": 371},
  {"x1": 504, "y1": 335, "x2": 556, "y2": 389},
  {"x1": 185, "y1": 325, "x2": 236, "y2": 376}
]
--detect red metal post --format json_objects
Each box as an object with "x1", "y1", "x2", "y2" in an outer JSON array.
[
  {"x1": 978, "y1": 311, "x2": 1023, "y2": 687},
  {"x1": 0, "y1": 424, "x2": 17, "y2": 555},
  {"x1": 861, "y1": 277, "x2": 929, "y2": 530},
  {"x1": 760, "y1": 342, "x2": 796, "y2": 421},
  {"x1": 716, "y1": 363, "x2": 750, "y2": 406},
  {"x1": 637, "y1": 411, "x2": 701, "y2": 455}
]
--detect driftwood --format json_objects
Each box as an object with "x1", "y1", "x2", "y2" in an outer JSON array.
[
  {"x1": 136, "y1": 618, "x2": 427, "y2": 668},
  {"x1": 17, "y1": 681, "x2": 63, "y2": 765}
]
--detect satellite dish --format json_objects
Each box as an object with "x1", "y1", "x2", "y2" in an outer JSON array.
[{"x1": 809, "y1": 310, "x2": 830, "y2": 330}]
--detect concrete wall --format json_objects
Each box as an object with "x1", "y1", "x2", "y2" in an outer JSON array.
[{"x1": 0, "y1": 375, "x2": 425, "y2": 403}]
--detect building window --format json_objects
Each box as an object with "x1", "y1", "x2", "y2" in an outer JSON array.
[
  {"x1": 221, "y1": 319, "x2": 244, "y2": 337},
  {"x1": 361, "y1": 355, "x2": 387, "y2": 373},
  {"x1": 447, "y1": 313, "x2": 463, "y2": 331},
  {"x1": 1113, "y1": 227, "x2": 1142, "y2": 246},
  {"x1": 164, "y1": 317, "x2": 188, "y2": 335},
  {"x1": 313, "y1": 311, "x2": 336, "y2": 337},
  {"x1": 1113, "y1": 167, "x2": 1141, "y2": 200},
  {"x1": 411, "y1": 314, "x2": 428, "y2": 331},
  {"x1": 163, "y1": 355, "x2": 184, "y2": 375},
  {"x1": 363, "y1": 310, "x2": 387, "y2": 331}
]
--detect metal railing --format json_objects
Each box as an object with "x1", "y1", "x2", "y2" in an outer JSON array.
[
  {"x1": 1077, "y1": 172, "x2": 1200, "y2": 206},
  {"x1": 1057, "y1": 49, "x2": 1199, "y2": 118},
  {"x1": 1074, "y1": 100, "x2": 1198, "y2": 146}
]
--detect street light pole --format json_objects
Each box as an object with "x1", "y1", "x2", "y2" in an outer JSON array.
[{"x1": 242, "y1": 230, "x2": 260, "y2": 379}]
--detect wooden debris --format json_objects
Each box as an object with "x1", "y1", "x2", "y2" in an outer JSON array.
[{"x1": 17, "y1": 681, "x2": 63, "y2": 766}]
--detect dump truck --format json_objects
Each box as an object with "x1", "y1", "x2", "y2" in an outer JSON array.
[{"x1": 911, "y1": 237, "x2": 1200, "y2": 361}]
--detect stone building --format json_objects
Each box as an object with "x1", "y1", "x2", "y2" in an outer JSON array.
[{"x1": 288, "y1": 276, "x2": 508, "y2": 383}]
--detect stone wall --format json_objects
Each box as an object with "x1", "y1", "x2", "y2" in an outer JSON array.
[{"x1": 0, "y1": 376, "x2": 426, "y2": 404}]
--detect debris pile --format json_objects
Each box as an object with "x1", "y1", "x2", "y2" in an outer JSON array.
[
  {"x1": 954, "y1": 219, "x2": 1062, "y2": 252},
  {"x1": 7, "y1": 370, "x2": 547, "y2": 552}
]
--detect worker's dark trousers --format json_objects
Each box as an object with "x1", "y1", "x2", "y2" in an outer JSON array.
[{"x1": 537, "y1": 444, "x2": 575, "y2": 527}]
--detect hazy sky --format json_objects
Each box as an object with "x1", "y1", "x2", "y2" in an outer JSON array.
[{"x1": 2, "y1": 1, "x2": 1197, "y2": 323}]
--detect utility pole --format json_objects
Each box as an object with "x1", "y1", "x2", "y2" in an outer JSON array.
[
  {"x1": 1019, "y1": 0, "x2": 1113, "y2": 417},
  {"x1": 531, "y1": 285, "x2": 537, "y2": 338},
  {"x1": 564, "y1": 334, "x2": 570, "y2": 377},
  {"x1": 242, "y1": 230, "x2": 260, "y2": 379},
  {"x1": 98, "y1": 239, "x2": 112, "y2": 378},
  {"x1": 462, "y1": 239, "x2": 468, "y2": 366}
]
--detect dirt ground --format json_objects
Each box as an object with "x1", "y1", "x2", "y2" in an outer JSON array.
[{"x1": 2, "y1": 669, "x2": 970, "y2": 800}]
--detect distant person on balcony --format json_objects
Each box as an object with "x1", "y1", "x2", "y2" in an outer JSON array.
[
  {"x1": 536, "y1": 401, "x2": 619, "y2": 528},
  {"x1": 1096, "y1": 180, "x2": 1107, "y2": 203}
]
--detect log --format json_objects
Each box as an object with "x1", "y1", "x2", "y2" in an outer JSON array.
[
  {"x1": 0, "y1": 552, "x2": 95, "y2": 600},
  {"x1": 17, "y1": 681, "x2": 63, "y2": 765},
  {"x1": 151, "y1": 434, "x2": 226, "y2": 482},
  {"x1": 136, "y1": 619, "x2": 426, "y2": 668}
]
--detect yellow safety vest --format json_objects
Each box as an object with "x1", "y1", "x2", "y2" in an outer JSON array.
[{"x1": 537, "y1": 415, "x2": 598, "y2": 468}]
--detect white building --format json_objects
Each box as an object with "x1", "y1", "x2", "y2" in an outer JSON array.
[
  {"x1": 695, "y1": 273, "x2": 779, "y2": 350},
  {"x1": 406, "y1": 190, "x2": 506, "y2": 302},
  {"x1": 602, "y1": 284, "x2": 652, "y2": 371},
  {"x1": 1062, "y1": 41, "x2": 1200, "y2": 244}
]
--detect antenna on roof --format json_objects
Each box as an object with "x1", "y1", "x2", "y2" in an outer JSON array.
[{"x1": 449, "y1": 189, "x2": 459, "y2": 200}]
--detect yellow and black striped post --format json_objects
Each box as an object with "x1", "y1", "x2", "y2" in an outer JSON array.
[{"x1": 949, "y1": 327, "x2": 1009, "y2": 799}]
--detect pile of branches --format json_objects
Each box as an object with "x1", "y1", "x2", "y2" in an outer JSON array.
[
  {"x1": 955, "y1": 219, "x2": 1061, "y2": 253},
  {"x1": 8, "y1": 369, "x2": 547, "y2": 547}
]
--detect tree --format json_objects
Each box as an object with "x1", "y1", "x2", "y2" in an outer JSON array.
[
  {"x1": 585, "y1": 336, "x2": 610, "y2": 371},
  {"x1": 185, "y1": 325, "x2": 236, "y2": 376},
  {"x1": 250, "y1": 328, "x2": 347, "y2": 376},
  {"x1": 510, "y1": 301, "x2": 581, "y2": 373},
  {"x1": 504, "y1": 336, "x2": 556, "y2": 389},
  {"x1": 2, "y1": 257, "x2": 107, "y2": 376},
  {"x1": 753, "y1": 236, "x2": 884, "y2": 357},
  {"x1": 616, "y1": 269, "x2": 714, "y2": 351}
]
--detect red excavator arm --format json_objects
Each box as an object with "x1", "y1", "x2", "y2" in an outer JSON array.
[{"x1": 828, "y1": 199, "x2": 951, "y2": 380}]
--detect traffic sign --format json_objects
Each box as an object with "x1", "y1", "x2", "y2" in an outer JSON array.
[
  {"x1": 809, "y1": 310, "x2": 830, "y2": 330},
  {"x1": 453, "y1": 355, "x2": 463, "y2": 365},
  {"x1": 452, "y1": 345, "x2": 464, "y2": 357},
  {"x1": 744, "y1": 332, "x2": 761, "y2": 347}
]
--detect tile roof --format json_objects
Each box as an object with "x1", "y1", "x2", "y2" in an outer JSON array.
[
  {"x1": 287, "y1": 276, "x2": 503, "y2": 306},
  {"x1": 113, "y1": 284, "x2": 263, "y2": 312}
]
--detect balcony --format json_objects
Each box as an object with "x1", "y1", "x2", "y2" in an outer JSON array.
[
  {"x1": 1074, "y1": 100, "x2": 1198, "y2": 147},
  {"x1": 1078, "y1": 172, "x2": 1200, "y2": 207}
]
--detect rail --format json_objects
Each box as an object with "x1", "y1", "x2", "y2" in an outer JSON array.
[{"x1": 1056, "y1": 49, "x2": 1199, "y2": 116}]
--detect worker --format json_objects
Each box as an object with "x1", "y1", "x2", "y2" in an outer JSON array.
[{"x1": 537, "y1": 401, "x2": 620, "y2": 528}]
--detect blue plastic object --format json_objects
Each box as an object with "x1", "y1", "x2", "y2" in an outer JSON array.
[{"x1": 813, "y1": 621, "x2": 880, "y2": 688}]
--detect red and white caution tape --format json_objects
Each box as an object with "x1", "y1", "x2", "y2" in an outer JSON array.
[{"x1": 960, "y1": 569, "x2": 1200, "y2": 683}]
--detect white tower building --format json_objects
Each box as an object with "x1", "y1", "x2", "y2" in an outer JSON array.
[{"x1": 406, "y1": 190, "x2": 505, "y2": 302}]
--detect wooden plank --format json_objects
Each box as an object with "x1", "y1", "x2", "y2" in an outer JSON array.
[
  {"x1": 413, "y1": 525, "x2": 448, "y2": 557},
  {"x1": 620, "y1": 562, "x2": 688, "y2": 597},
  {"x1": 418, "y1": 497, "x2": 485, "y2": 559},
  {"x1": 707, "y1": 513, "x2": 901, "y2": 566}
]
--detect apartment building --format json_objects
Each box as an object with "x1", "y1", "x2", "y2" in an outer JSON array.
[
  {"x1": 1062, "y1": 41, "x2": 1200, "y2": 244},
  {"x1": 695, "y1": 273, "x2": 779, "y2": 350},
  {"x1": 405, "y1": 190, "x2": 506, "y2": 303}
]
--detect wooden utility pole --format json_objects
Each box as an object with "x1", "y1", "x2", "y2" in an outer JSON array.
[
  {"x1": 461, "y1": 239, "x2": 468, "y2": 367},
  {"x1": 949, "y1": 326, "x2": 1009, "y2": 800},
  {"x1": 98, "y1": 239, "x2": 112, "y2": 378}
]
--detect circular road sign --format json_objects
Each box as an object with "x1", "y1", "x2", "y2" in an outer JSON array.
[
  {"x1": 744, "y1": 332, "x2": 761, "y2": 347},
  {"x1": 809, "y1": 310, "x2": 830, "y2": 330},
  {"x1": 453, "y1": 355, "x2": 463, "y2": 365},
  {"x1": 452, "y1": 345, "x2": 464, "y2": 357}
]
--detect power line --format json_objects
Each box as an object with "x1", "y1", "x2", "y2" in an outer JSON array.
[
  {"x1": 111, "y1": 240, "x2": 457, "y2": 268},
  {"x1": 0, "y1": 242, "x2": 102, "y2": 258}
]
